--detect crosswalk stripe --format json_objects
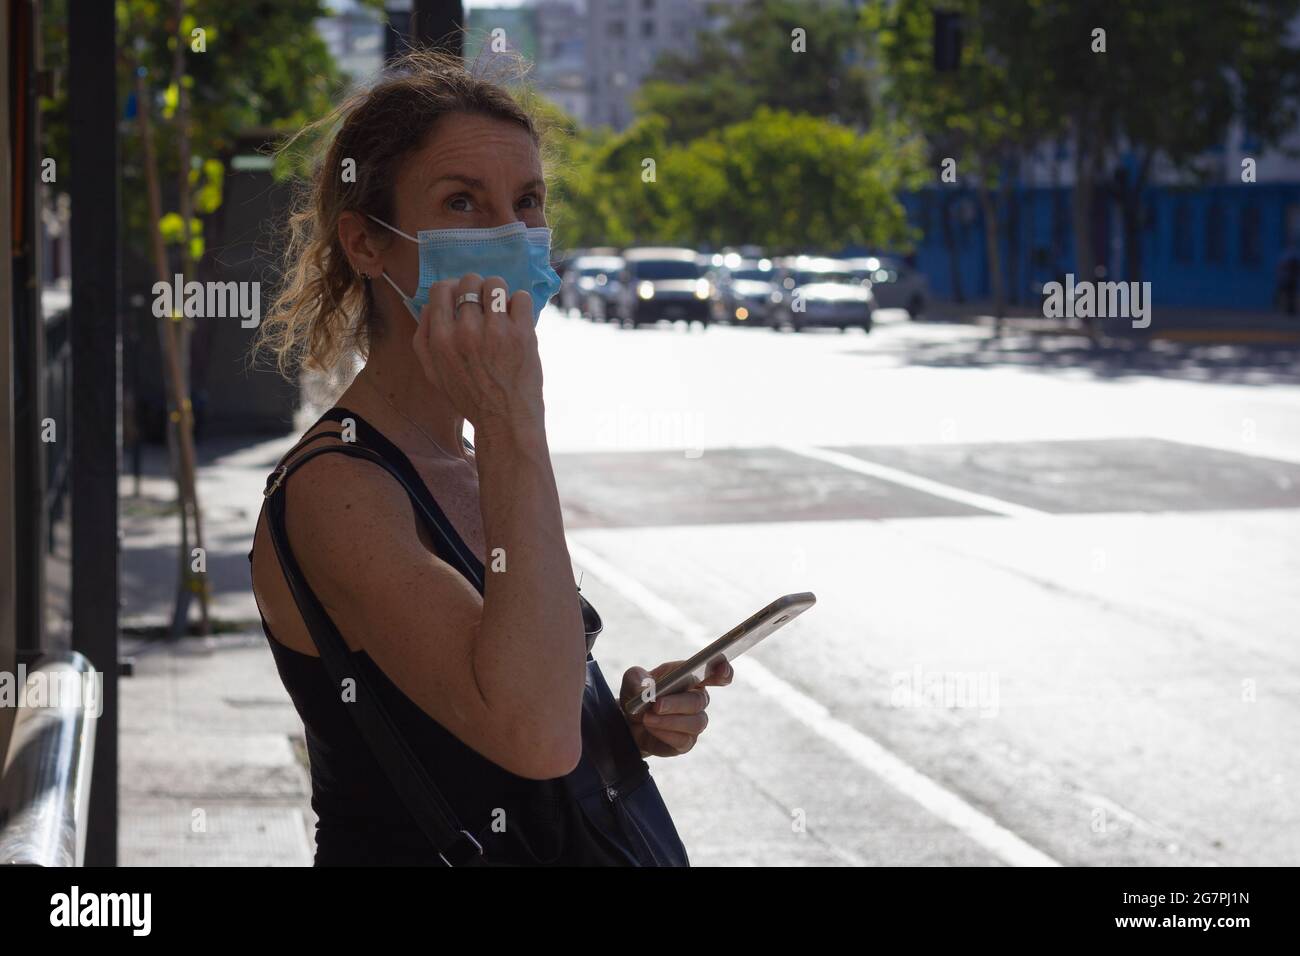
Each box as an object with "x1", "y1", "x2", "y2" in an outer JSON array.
[{"x1": 778, "y1": 443, "x2": 1052, "y2": 519}]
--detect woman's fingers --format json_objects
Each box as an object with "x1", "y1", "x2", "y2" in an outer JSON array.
[
  {"x1": 480, "y1": 277, "x2": 514, "y2": 357},
  {"x1": 620, "y1": 665, "x2": 655, "y2": 708},
  {"x1": 640, "y1": 718, "x2": 704, "y2": 754},
  {"x1": 479, "y1": 276, "x2": 512, "y2": 320},
  {"x1": 508, "y1": 288, "x2": 534, "y2": 326},
  {"x1": 650, "y1": 686, "x2": 709, "y2": 716},
  {"x1": 451, "y1": 273, "x2": 485, "y2": 346},
  {"x1": 413, "y1": 279, "x2": 454, "y2": 382},
  {"x1": 622, "y1": 660, "x2": 728, "y2": 756},
  {"x1": 701, "y1": 658, "x2": 734, "y2": 687},
  {"x1": 642, "y1": 710, "x2": 708, "y2": 736}
]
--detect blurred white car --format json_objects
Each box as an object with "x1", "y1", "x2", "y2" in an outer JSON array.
[
  {"x1": 846, "y1": 256, "x2": 928, "y2": 318},
  {"x1": 771, "y1": 256, "x2": 874, "y2": 332},
  {"x1": 560, "y1": 253, "x2": 624, "y2": 320}
]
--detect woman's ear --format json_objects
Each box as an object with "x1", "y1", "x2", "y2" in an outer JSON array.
[{"x1": 338, "y1": 210, "x2": 387, "y2": 279}]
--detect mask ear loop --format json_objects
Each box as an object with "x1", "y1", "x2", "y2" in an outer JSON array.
[
  {"x1": 365, "y1": 214, "x2": 421, "y2": 315},
  {"x1": 366, "y1": 213, "x2": 418, "y2": 243},
  {"x1": 378, "y1": 270, "x2": 414, "y2": 303}
]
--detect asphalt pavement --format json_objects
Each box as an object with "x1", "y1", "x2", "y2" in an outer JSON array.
[{"x1": 543, "y1": 308, "x2": 1300, "y2": 867}]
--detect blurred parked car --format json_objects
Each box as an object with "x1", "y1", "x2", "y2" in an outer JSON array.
[
  {"x1": 617, "y1": 247, "x2": 711, "y2": 328},
  {"x1": 708, "y1": 254, "x2": 777, "y2": 327},
  {"x1": 846, "y1": 256, "x2": 928, "y2": 318},
  {"x1": 560, "y1": 252, "x2": 624, "y2": 320},
  {"x1": 771, "y1": 256, "x2": 874, "y2": 332}
]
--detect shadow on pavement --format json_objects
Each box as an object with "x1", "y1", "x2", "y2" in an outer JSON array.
[{"x1": 854, "y1": 331, "x2": 1300, "y2": 387}]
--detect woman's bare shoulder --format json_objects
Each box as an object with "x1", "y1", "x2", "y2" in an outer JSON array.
[{"x1": 251, "y1": 420, "x2": 429, "y2": 654}]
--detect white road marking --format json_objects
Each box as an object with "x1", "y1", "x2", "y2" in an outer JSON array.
[
  {"x1": 567, "y1": 539, "x2": 1063, "y2": 868},
  {"x1": 777, "y1": 443, "x2": 1051, "y2": 519}
]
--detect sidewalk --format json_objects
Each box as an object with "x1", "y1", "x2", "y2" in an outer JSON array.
[
  {"x1": 922, "y1": 299, "x2": 1300, "y2": 344},
  {"x1": 118, "y1": 431, "x2": 317, "y2": 865}
]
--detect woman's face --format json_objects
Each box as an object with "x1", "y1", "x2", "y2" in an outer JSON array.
[{"x1": 374, "y1": 112, "x2": 547, "y2": 306}]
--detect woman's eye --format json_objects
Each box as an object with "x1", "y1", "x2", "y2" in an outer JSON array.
[
  {"x1": 447, "y1": 193, "x2": 475, "y2": 212},
  {"x1": 517, "y1": 192, "x2": 542, "y2": 210}
]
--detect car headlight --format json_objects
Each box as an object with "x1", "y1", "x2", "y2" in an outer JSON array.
[
  {"x1": 638, "y1": 281, "x2": 655, "y2": 300},
  {"x1": 735, "y1": 306, "x2": 749, "y2": 321},
  {"x1": 695, "y1": 279, "x2": 711, "y2": 299}
]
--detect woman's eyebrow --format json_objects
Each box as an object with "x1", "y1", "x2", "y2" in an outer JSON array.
[
  {"x1": 430, "y1": 173, "x2": 486, "y2": 191},
  {"x1": 428, "y1": 174, "x2": 546, "y2": 193}
]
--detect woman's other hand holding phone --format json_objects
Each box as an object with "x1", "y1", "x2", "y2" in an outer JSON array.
[{"x1": 620, "y1": 659, "x2": 734, "y2": 758}]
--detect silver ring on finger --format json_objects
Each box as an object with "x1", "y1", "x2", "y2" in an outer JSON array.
[{"x1": 454, "y1": 291, "x2": 482, "y2": 315}]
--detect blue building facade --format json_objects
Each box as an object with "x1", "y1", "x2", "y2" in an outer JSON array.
[{"x1": 893, "y1": 182, "x2": 1300, "y2": 311}]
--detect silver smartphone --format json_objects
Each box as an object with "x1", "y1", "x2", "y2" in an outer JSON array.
[{"x1": 623, "y1": 592, "x2": 817, "y2": 717}]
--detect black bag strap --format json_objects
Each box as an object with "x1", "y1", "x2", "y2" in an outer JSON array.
[{"x1": 262, "y1": 441, "x2": 485, "y2": 866}]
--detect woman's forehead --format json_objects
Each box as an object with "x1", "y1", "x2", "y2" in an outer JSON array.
[{"x1": 410, "y1": 113, "x2": 542, "y2": 186}]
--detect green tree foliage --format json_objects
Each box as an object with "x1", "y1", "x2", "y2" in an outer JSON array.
[
  {"x1": 549, "y1": 106, "x2": 923, "y2": 254},
  {"x1": 866, "y1": 0, "x2": 1053, "y2": 182},
  {"x1": 666, "y1": 109, "x2": 924, "y2": 253},
  {"x1": 550, "y1": 1, "x2": 922, "y2": 254},
  {"x1": 41, "y1": 0, "x2": 350, "y2": 265},
  {"x1": 636, "y1": 0, "x2": 874, "y2": 143}
]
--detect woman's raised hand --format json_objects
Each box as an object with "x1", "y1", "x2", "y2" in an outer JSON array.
[{"x1": 412, "y1": 272, "x2": 544, "y2": 439}]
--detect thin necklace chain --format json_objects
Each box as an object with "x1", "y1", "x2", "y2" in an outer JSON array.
[{"x1": 359, "y1": 371, "x2": 469, "y2": 465}]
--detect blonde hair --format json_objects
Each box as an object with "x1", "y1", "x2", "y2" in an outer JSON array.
[{"x1": 256, "y1": 49, "x2": 543, "y2": 379}]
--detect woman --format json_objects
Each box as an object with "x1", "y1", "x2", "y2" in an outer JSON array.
[{"x1": 249, "y1": 51, "x2": 731, "y2": 866}]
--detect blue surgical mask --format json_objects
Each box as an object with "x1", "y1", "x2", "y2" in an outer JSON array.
[{"x1": 368, "y1": 215, "x2": 561, "y2": 325}]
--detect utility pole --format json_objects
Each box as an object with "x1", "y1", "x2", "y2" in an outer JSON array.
[
  {"x1": 69, "y1": 0, "x2": 121, "y2": 867},
  {"x1": 385, "y1": 0, "x2": 464, "y2": 61}
]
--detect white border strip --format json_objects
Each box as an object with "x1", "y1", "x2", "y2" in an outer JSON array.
[
  {"x1": 777, "y1": 443, "x2": 1051, "y2": 519},
  {"x1": 568, "y1": 540, "x2": 1062, "y2": 867}
]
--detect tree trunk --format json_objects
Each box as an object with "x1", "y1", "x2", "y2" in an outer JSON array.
[
  {"x1": 1071, "y1": 116, "x2": 1098, "y2": 340},
  {"x1": 132, "y1": 40, "x2": 208, "y2": 638},
  {"x1": 978, "y1": 187, "x2": 1005, "y2": 336},
  {"x1": 941, "y1": 193, "x2": 965, "y2": 303},
  {"x1": 171, "y1": 0, "x2": 209, "y2": 633},
  {"x1": 1121, "y1": 153, "x2": 1152, "y2": 284}
]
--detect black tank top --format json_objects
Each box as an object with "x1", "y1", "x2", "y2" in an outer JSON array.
[{"x1": 250, "y1": 407, "x2": 689, "y2": 866}]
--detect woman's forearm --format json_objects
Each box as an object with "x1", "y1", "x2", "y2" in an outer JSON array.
[{"x1": 471, "y1": 414, "x2": 586, "y2": 756}]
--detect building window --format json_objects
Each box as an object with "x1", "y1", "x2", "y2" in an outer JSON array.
[
  {"x1": 1240, "y1": 204, "x2": 1261, "y2": 265},
  {"x1": 1205, "y1": 200, "x2": 1226, "y2": 263},
  {"x1": 642, "y1": 19, "x2": 654, "y2": 37},
  {"x1": 608, "y1": 21, "x2": 625, "y2": 38},
  {"x1": 1173, "y1": 202, "x2": 1194, "y2": 263}
]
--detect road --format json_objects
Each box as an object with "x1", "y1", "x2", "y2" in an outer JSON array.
[{"x1": 537, "y1": 307, "x2": 1300, "y2": 866}]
